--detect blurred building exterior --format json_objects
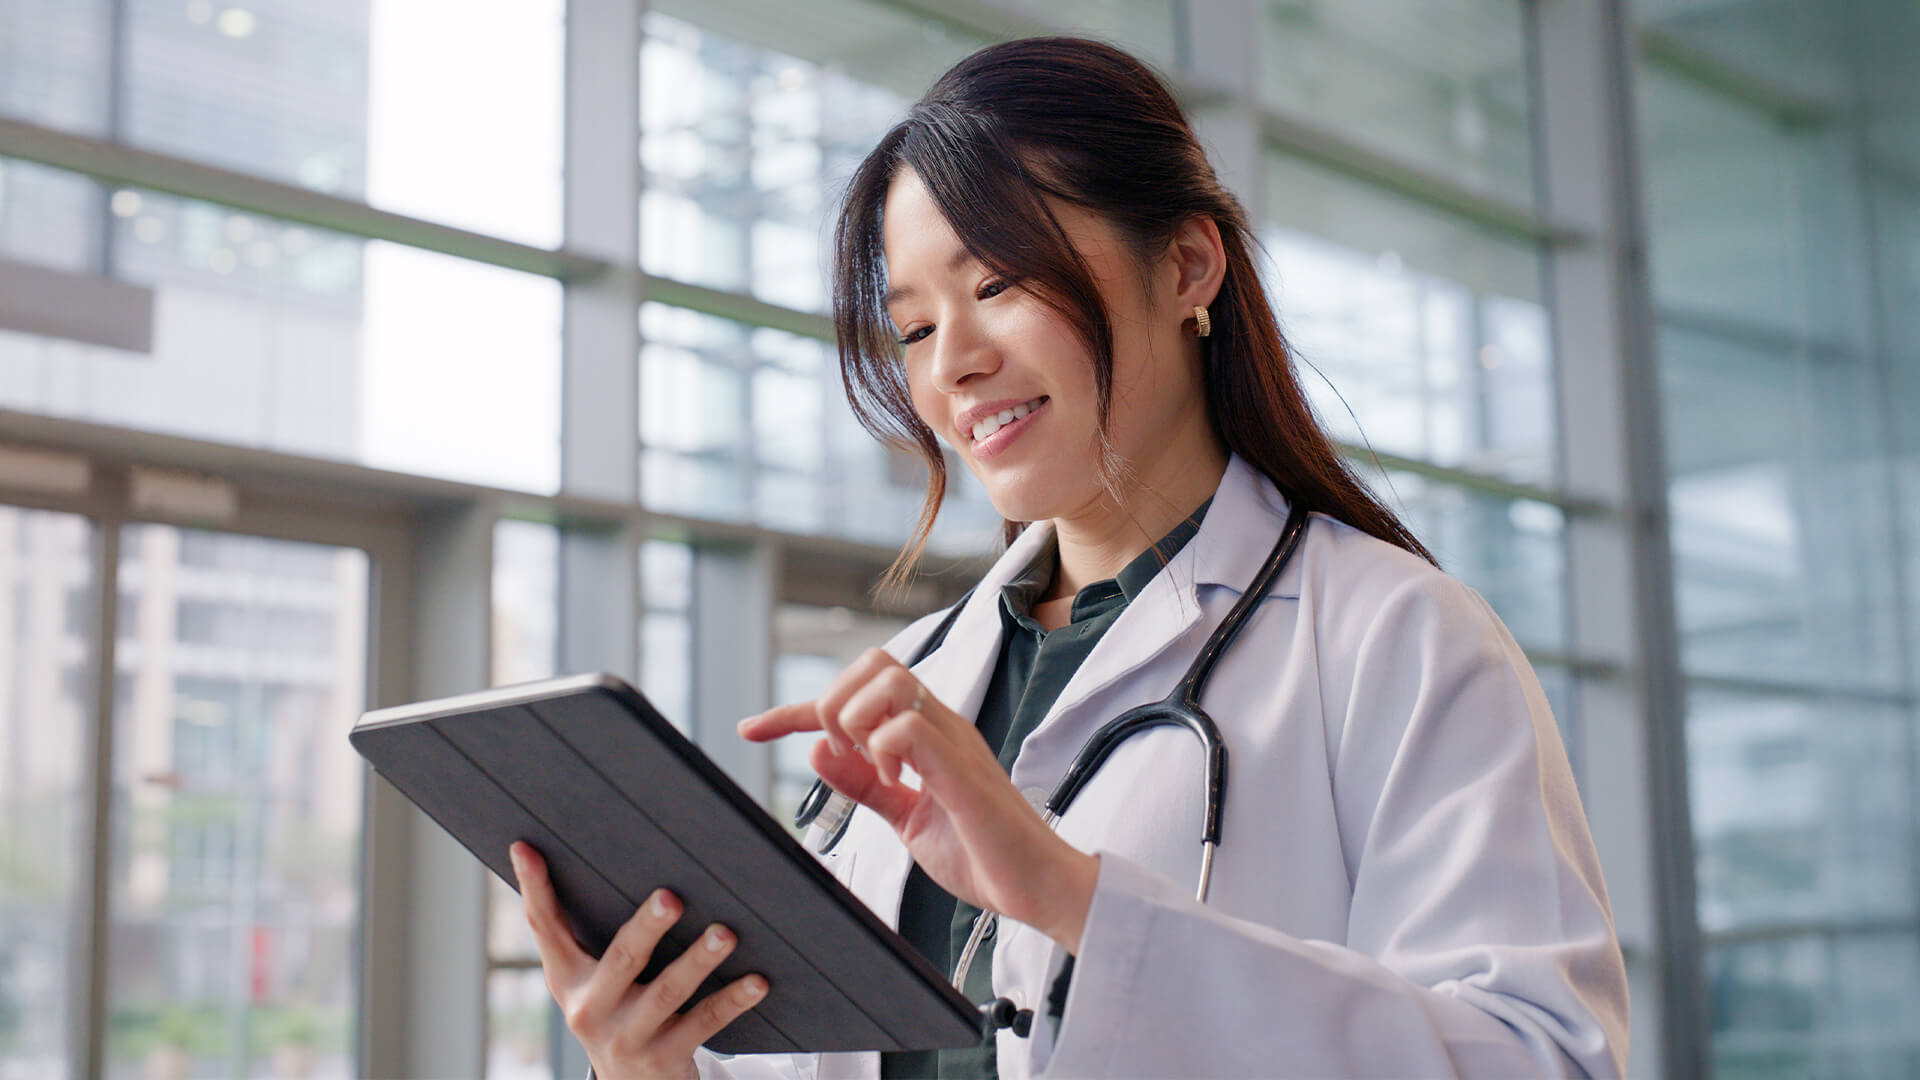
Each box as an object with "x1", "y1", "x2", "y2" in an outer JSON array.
[{"x1": 0, "y1": 1, "x2": 1912, "y2": 1078}]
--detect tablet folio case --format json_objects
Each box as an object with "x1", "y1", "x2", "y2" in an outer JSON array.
[{"x1": 349, "y1": 673, "x2": 983, "y2": 1055}]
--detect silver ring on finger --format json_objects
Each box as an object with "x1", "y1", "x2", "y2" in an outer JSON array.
[{"x1": 910, "y1": 681, "x2": 927, "y2": 715}]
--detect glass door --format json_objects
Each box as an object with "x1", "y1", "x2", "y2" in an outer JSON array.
[
  {"x1": 0, "y1": 505, "x2": 97, "y2": 1078},
  {"x1": 102, "y1": 524, "x2": 369, "y2": 1080}
]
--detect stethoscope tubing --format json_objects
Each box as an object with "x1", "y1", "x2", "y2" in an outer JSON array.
[{"x1": 795, "y1": 499, "x2": 1312, "y2": 1013}]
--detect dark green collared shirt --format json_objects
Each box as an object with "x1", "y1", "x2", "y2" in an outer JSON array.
[{"x1": 881, "y1": 501, "x2": 1210, "y2": 1080}]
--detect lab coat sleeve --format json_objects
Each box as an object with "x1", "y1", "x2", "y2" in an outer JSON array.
[
  {"x1": 692, "y1": 1048, "x2": 810, "y2": 1080},
  {"x1": 1039, "y1": 572, "x2": 1629, "y2": 1078}
]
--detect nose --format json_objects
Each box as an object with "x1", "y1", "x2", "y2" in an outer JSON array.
[{"x1": 928, "y1": 307, "x2": 1000, "y2": 395}]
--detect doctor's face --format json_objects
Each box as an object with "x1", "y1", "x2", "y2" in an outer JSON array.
[{"x1": 880, "y1": 169, "x2": 1208, "y2": 526}]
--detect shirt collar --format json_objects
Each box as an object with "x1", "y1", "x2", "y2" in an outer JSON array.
[{"x1": 997, "y1": 497, "x2": 1214, "y2": 625}]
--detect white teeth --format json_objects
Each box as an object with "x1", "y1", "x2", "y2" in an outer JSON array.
[{"x1": 969, "y1": 398, "x2": 1044, "y2": 443}]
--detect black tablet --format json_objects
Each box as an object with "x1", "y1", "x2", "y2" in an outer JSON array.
[{"x1": 349, "y1": 673, "x2": 983, "y2": 1055}]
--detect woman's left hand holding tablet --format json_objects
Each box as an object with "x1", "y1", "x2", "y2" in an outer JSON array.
[{"x1": 739, "y1": 648, "x2": 1099, "y2": 954}]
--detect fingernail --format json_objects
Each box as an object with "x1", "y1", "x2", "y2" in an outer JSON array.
[
  {"x1": 508, "y1": 844, "x2": 525, "y2": 873},
  {"x1": 705, "y1": 926, "x2": 732, "y2": 952},
  {"x1": 743, "y1": 976, "x2": 767, "y2": 999},
  {"x1": 650, "y1": 890, "x2": 676, "y2": 918}
]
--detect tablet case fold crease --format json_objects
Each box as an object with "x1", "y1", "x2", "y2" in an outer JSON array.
[{"x1": 349, "y1": 673, "x2": 983, "y2": 1055}]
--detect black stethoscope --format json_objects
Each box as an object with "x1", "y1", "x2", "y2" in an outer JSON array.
[{"x1": 792, "y1": 499, "x2": 1312, "y2": 1036}]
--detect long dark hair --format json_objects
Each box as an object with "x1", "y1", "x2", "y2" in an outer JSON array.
[{"x1": 833, "y1": 37, "x2": 1435, "y2": 587}]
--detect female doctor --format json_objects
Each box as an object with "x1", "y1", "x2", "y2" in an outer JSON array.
[{"x1": 510, "y1": 35, "x2": 1629, "y2": 1080}]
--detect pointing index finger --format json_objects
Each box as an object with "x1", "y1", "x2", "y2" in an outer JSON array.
[{"x1": 737, "y1": 702, "x2": 822, "y2": 741}]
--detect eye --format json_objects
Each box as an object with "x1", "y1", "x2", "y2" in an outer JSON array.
[
  {"x1": 977, "y1": 277, "x2": 1013, "y2": 301},
  {"x1": 897, "y1": 325, "x2": 933, "y2": 347}
]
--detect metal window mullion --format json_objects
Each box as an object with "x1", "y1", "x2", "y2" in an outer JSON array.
[
  {"x1": 95, "y1": 0, "x2": 128, "y2": 280},
  {"x1": 0, "y1": 116, "x2": 607, "y2": 283},
  {"x1": 1534, "y1": 2, "x2": 1703, "y2": 1079},
  {"x1": 1838, "y1": 0, "x2": 1920, "y2": 974},
  {"x1": 71, "y1": 495, "x2": 124, "y2": 1080}
]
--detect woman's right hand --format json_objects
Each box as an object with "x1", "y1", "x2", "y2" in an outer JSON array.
[{"x1": 510, "y1": 841, "x2": 769, "y2": 1080}]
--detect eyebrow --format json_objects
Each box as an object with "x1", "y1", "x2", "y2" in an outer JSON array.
[{"x1": 881, "y1": 246, "x2": 978, "y2": 309}]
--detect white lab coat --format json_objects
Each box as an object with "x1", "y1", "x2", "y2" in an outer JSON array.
[{"x1": 698, "y1": 453, "x2": 1628, "y2": 1080}]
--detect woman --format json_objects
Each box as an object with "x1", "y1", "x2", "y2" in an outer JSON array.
[{"x1": 511, "y1": 36, "x2": 1629, "y2": 1080}]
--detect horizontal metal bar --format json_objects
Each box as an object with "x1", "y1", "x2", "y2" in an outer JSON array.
[
  {"x1": 1701, "y1": 916, "x2": 1918, "y2": 949},
  {"x1": 0, "y1": 255, "x2": 153, "y2": 352},
  {"x1": 1259, "y1": 109, "x2": 1584, "y2": 247},
  {"x1": 1339, "y1": 441, "x2": 1612, "y2": 516},
  {"x1": 627, "y1": 283, "x2": 1609, "y2": 516},
  {"x1": 0, "y1": 407, "x2": 1628, "y2": 662},
  {"x1": 1636, "y1": 26, "x2": 1834, "y2": 130},
  {"x1": 875, "y1": 0, "x2": 1582, "y2": 247},
  {"x1": 1684, "y1": 671, "x2": 1916, "y2": 709},
  {"x1": 0, "y1": 407, "x2": 977, "y2": 582},
  {"x1": 1656, "y1": 303, "x2": 1869, "y2": 362},
  {"x1": 484, "y1": 956, "x2": 543, "y2": 972},
  {"x1": 0, "y1": 117, "x2": 609, "y2": 283},
  {"x1": 1519, "y1": 651, "x2": 1626, "y2": 682},
  {"x1": 642, "y1": 275, "x2": 836, "y2": 342},
  {"x1": 871, "y1": 0, "x2": 1052, "y2": 45}
]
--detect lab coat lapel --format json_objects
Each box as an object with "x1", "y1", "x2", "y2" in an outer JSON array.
[
  {"x1": 859, "y1": 519, "x2": 1057, "y2": 926},
  {"x1": 909, "y1": 519, "x2": 1057, "y2": 722},
  {"x1": 1008, "y1": 455, "x2": 1298, "y2": 789}
]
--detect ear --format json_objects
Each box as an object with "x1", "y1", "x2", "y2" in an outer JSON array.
[{"x1": 1162, "y1": 215, "x2": 1227, "y2": 314}]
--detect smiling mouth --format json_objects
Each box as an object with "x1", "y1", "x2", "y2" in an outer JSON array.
[{"x1": 969, "y1": 397, "x2": 1048, "y2": 444}]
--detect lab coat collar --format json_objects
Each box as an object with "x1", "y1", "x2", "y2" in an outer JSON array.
[
  {"x1": 906, "y1": 513, "x2": 1057, "y2": 724},
  {"x1": 1184, "y1": 452, "x2": 1303, "y2": 598},
  {"x1": 1005, "y1": 453, "x2": 1301, "y2": 792}
]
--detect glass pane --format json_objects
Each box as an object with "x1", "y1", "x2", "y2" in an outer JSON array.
[
  {"x1": 1262, "y1": 151, "x2": 1553, "y2": 484},
  {"x1": 486, "y1": 967, "x2": 554, "y2": 1080},
  {"x1": 492, "y1": 521, "x2": 558, "y2": 689},
  {"x1": 0, "y1": 0, "x2": 111, "y2": 135},
  {"x1": 0, "y1": 167, "x2": 564, "y2": 493},
  {"x1": 771, "y1": 604, "x2": 909, "y2": 826},
  {"x1": 638, "y1": 302, "x2": 1002, "y2": 550},
  {"x1": 0, "y1": 0, "x2": 563, "y2": 246},
  {"x1": 0, "y1": 157, "x2": 102, "y2": 272},
  {"x1": 104, "y1": 526, "x2": 367, "y2": 1080},
  {"x1": 640, "y1": 6, "x2": 968, "y2": 312},
  {"x1": 993, "y1": 0, "x2": 1181, "y2": 71},
  {"x1": 0, "y1": 506, "x2": 94, "y2": 1079},
  {"x1": 1708, "y1": 932, "x2": 1920, "y2": 1080},
  {"x1": 1259, "y1": 1, "x2": 1536, "y2": 208},
  {"x1": 1637, "y1": 66, "x2": 1876, "y2": 355},
  {"x1": 640, "y1": 540, "x2": 694, "y2": 733},
  {"x1": 1689, "y1": 690, "x2": 1916, "y2": 936},
  {"x1": 1530, "y1": 663, "x2": 1578, "y2": 782},
  {"x1": 1660, "y1": 326, "x2": 1904, "y2": 691},
  {"x1": 1374, "y1": 472, "x2": 1567, "y2": 653}
]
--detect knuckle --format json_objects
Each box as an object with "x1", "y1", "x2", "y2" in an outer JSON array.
[
  {"x1": 884, "y1": 712, "x2": 927, "y2": 742},
  {"x1": 561, "y1": 999, "x2": 598, "y2": 1040},
  {"x1": 602, "y1": 938, "x2": 640, "y2": 974}
]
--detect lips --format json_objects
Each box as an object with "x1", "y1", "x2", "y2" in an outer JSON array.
[
  {"x1": 963, "y1": 396, "x2": 1049, "y2": 460},
  {"x1": 962, "y1": 396, "x2": 1048, "y2": 444}
]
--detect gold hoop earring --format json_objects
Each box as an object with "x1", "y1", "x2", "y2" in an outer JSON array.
[{"x1": 1193, "y1": 305, "x2": 1211, "y2": 338}]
